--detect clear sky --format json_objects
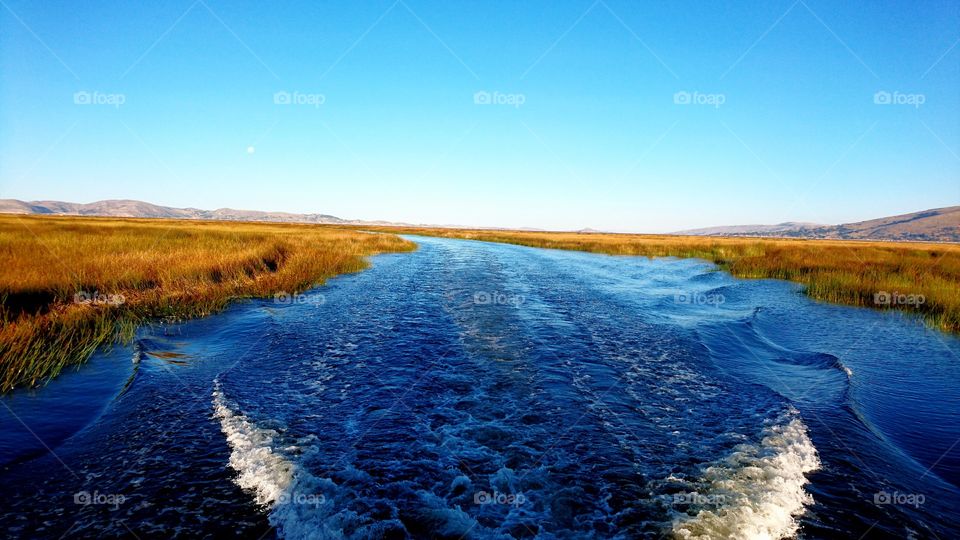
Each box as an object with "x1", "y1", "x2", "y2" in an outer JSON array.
[{"x1": 1, "y1": 0, "x2": 958, "y2": 232}]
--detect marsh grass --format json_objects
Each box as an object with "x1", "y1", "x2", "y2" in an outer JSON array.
[
  {"x1": 4, "y1": 216, "x2": 957, "y2": 391},
  {"x1": 369, "y1": 227, "x2": 960, "y2": 334},
  {"x1": 0, "y1": 215, "x2": 415, "y2": 391}
]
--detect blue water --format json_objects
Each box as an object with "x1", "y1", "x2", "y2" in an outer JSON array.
[{"x1": 1, "y1": 236, "x2": 958, "y2": 539}]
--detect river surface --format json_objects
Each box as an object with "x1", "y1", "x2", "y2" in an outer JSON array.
[{"x1": 1, "y1": 236, "x2": 958, "y2": 539}]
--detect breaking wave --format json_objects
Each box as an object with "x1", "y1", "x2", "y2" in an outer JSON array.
[
  {"x1": 213, "y1": 382, "x2": 348, "y2": 539},
  {"x1": 213, "y1": 381, "x2": 295, "y2": 507},
  {"x1": 671, "y1": 411, "x2": 820, "y2": 540}
]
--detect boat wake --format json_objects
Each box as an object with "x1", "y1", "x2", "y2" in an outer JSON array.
[
  {"x1": 214, "y1": 381, "x2": 342, "y2": 538},
  {"x1": 670, "y1": 410, "x2": 820, "y2": 540},
  {"x1": 213, "y1": 381, "x2": 299, "y2": 507}
]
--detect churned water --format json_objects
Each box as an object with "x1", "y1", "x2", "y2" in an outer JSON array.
[{"x1": 1, "y1": 236, "x2": 958, "y2": 539}]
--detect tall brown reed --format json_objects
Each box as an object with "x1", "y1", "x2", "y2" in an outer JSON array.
[{"x1": 0, "y1": 215, "x2": 415, "y2": 391}]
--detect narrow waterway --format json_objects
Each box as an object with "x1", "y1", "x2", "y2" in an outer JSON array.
[{"x1": 1, "y1": 236, "x2": 957, "y2": 539}]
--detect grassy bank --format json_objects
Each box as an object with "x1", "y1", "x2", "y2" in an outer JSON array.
[
  {"x1": 0, "y1": 215, "x2": 415, "y2": 391},
  {"x1": 366, "y1": 227, "x2": 960, "y2": 334},
  {"x1": 3, "y1": 217, "x2": 957, "y2": 391}
]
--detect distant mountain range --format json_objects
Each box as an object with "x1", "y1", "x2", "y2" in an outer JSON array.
[
  {"x1": 674, "y1": 206, "x2": 960, "y2": 242},
  {"x1": 676, "y1": 222, "x2": 825, "y2": 236},
  {"x1": 1, "y1": 199, "x2": 957, "y2": 242},
  {"x1": 0, "y1": 199, "x2": 350, "y2": 225}
]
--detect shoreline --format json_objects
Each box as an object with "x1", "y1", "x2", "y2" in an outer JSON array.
[
  {"x1": 367, "y1": 226, "x2": 960, "y2": 334},
  {"x1": 2, "y1": 215, "x2": 957, "y2": 392},
  {"x1": 0, "y1": 215, "x2": 415, "y2": 392}
]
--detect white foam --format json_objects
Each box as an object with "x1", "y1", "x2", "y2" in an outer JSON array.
[
  {"x1": 671, "y1": 413, "x2": 820, "y2": 540},
  {"x1": 213, "y1": 382, "x2": 294, "y2": 507},
  {"x1": 213, "y1": 382, "x2": 351, "y2": 539}
]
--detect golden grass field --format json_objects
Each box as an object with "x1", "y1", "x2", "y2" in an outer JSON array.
[
  {"x1": 0, "y1": 215, "x2": 415, "y2": 391},
  {"x1": 364, "y1": 226, "x2": 960, "y2": 335},
  {"x1": 2, "y1": 215, "x2": 958, "y2": 392}
]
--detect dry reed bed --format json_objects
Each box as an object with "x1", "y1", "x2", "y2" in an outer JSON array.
[
  {"x1": 0, "y1": 215, "x2": 414, "y2": 391},
  {"x1": 3, "y1": 216, "x2": 956, "y2": 391}
]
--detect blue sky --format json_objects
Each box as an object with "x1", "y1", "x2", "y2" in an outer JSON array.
[{"x1": 1, "y1": 0, "x2": 958, "y2": 232}]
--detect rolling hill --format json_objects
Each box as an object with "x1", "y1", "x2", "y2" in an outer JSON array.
[
  {"x1": 2, "y1": 199, "x2": 957, "y2": 242},
  {"x1": 0, "y1": 199, "x2": 346, "y2": 224},
  {"x1": 674, "y1": 207, "x2": 959, "y2": 242}
]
